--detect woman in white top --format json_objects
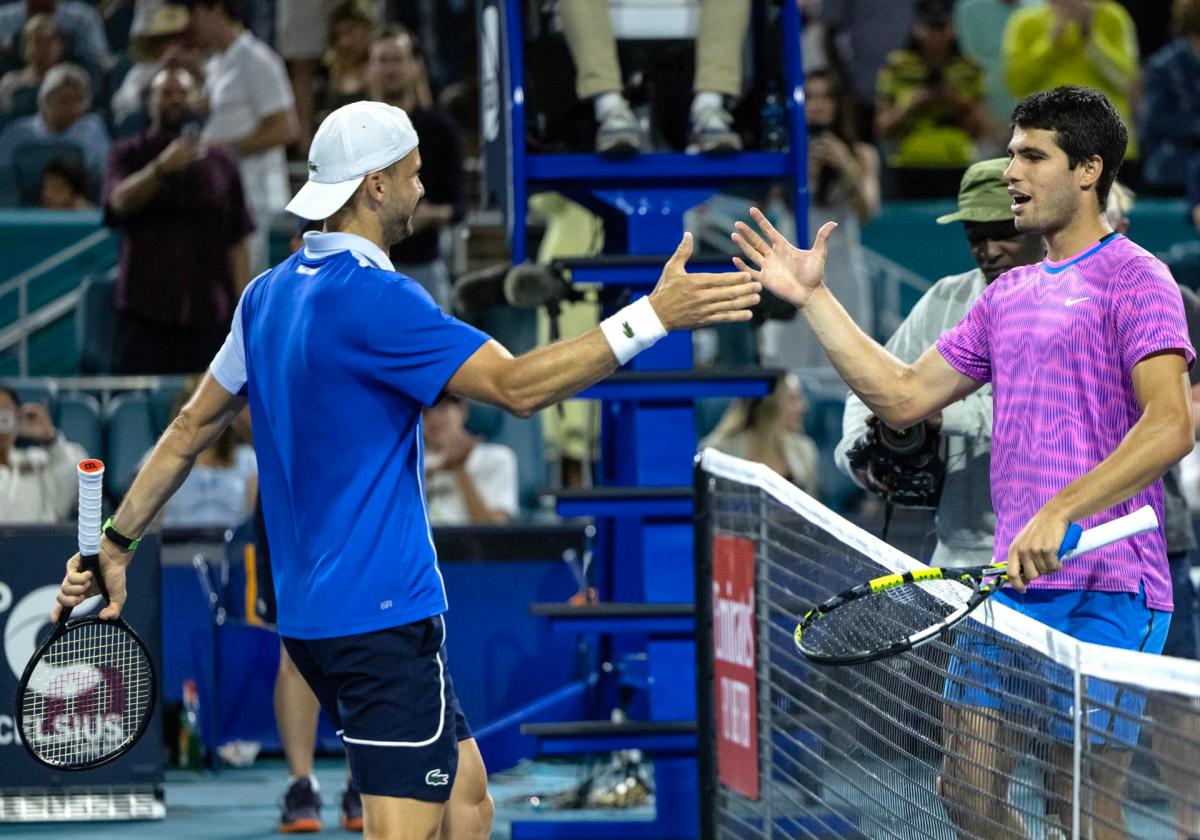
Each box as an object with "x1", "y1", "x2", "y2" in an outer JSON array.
[
  {"x1": 700, "y1": 373, "x2": 821, "y2": 498},
  {"x1": 154, "y1": 375, "x2": 257, "y2": 529}
]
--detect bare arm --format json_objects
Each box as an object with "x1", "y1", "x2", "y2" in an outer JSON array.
[
  {"x1": 453, "y1": 466, "x2": 510, "y2": 525},
  {"x1": 233, "y1": 109, "x2": 299, "y2": 157},
  {"x1": 731, "y1": 207, "x2": 979, "y2": 428},
  {"x1": 53, "y1": 374, "x2": 247, "y2": 620},
  {"x1": 447, "y1": 233, "x2": 761, "y2": 417},
  {"x1": 1005, "y1": 351, "x2": 1194, "y2": 591},
  {"x1": 109, "y1": 137, "x2": 205, "y2": 217}
]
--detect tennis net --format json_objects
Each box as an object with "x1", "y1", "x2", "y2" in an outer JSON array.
[{"x1": 695, "y1": 448, "x2": 1200, "y2": 840}]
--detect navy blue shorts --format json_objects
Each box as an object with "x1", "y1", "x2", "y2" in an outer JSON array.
[{"x1": 282, "y1": 614, "x2": 472, "y2": 801}]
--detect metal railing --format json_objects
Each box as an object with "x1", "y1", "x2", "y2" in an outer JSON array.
[{"x1": 0, "y1": 228, "x2": 113, "y2": 376}]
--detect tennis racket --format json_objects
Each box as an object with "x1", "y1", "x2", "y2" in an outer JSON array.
[
  {"x1": 14, "y1": 459, "x2": 157, "y2": 770},
  {"x1": 794, "y1": 504, "x2": 1160, "y2": 666}
]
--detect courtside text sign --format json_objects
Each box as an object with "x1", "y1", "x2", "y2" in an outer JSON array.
[{"x1": 712, "y1": 535, "x2": 759, "y2": 800}]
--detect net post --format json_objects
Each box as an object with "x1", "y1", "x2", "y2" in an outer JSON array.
[
  {"x1": 693, "y1": 454, "x2": 718, "y2": 840},
  {"x1": 1072, "y1": 653, "x2": 1083, "y2": 840}
]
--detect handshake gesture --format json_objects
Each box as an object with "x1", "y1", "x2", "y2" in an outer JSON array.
[{"x1": 646, "y1": 208, "x2": 836, "y2": 330}]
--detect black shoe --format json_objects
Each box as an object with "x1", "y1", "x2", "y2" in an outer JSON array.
[
  {"x1": 278, "y1": 777, "x2": 322, "y2": 833},
  {"x1": 341, "y1": 782, "x2": 363, "y2": 832}
]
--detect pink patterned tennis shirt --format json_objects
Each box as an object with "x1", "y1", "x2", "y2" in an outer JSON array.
[{"x1": 936, "y1": 234, "x2": 1195, "y2": 611}]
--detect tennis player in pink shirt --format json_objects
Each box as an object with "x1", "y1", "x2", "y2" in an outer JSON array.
[{"x1": 733, "y1": 86, "x2": 1194, "y2": 840}]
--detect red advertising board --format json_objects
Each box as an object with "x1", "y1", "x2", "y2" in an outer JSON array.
[{"x1": 711, "y1": 535, "x2": 759, "y2": 800}]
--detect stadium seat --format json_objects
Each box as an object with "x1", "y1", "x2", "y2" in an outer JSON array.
[
  {"x1": 76, "y1": 270, "x2": 118, "y2": 374},
  {"x1": 465, "y1": 402, "x2": 544, "y2": 514},
  {"x1": 55, "y1": 390, "x2": 103, "y2": 459},
  {"x1": 4, "y1": 85, "x2": 38, "y2": 121},
  {"x1": 104, "y1": 391, "x2": 159, "y2": 502},
  {"x1": 10, "y1": 140, "x2": 86, "y2": 207}
]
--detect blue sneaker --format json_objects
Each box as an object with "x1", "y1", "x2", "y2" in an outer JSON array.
[{"x1": 341, "y1": 783, "x2": 363, "y2": 832}]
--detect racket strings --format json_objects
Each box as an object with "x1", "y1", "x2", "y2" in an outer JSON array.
[
  {"x1": 801, "y1": 577, "x2": 978, "y2": 658},
  {"x1": 21, "y1": 621, "x2": 153, "y2": 766}
]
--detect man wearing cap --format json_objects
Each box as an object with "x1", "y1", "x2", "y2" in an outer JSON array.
[
  {"x1": 52, "y1": 100, "x2": 761, "y2": 839},
  {"x1": 835, "y1": 158, "x2": 1044, "y2": 567}
]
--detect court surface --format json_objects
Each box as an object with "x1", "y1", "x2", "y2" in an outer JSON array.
[{"x1": 0, "y1": 757, "x2": 655, "y2": 839}]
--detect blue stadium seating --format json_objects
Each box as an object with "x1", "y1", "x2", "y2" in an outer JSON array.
[
  {"x1": 75, "y1": 270, "x2": 117, "y2": 374},
  {"x1": 55, "y1": 390, "x2": 102, "y2": 459},
  {"x1": 103, "y1": 390, "x2": 156, "y2": 502}
]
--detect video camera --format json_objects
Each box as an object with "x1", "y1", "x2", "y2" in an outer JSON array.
[{"x1": 845, "y1": 416, "x2": 947, "y2": 509}]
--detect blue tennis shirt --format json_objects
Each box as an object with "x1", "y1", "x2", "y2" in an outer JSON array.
[{"x1": 210, "y1": 231, "x2": 490, "y2": 639}]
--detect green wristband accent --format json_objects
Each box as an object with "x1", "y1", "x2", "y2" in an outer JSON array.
[{"x1": 103, "y1": 517, "x2": 140, "y2": 552}]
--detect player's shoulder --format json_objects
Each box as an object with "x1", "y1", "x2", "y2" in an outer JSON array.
[{"x1": 1104, "y1": 236, "x2": 1172, "y2": 281}]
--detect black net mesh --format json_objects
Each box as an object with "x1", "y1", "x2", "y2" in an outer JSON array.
[{"x1": 698, "y1": 455, "x2": 1200, "y2": 840}]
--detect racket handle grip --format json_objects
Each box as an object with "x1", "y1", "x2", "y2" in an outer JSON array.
[
  {"x1": 1057, "y1": 524, "x2": 1083, "y2": 559},
  {"x1": 1058, "y1": 504, "x2": 1159, "y2": 560}
]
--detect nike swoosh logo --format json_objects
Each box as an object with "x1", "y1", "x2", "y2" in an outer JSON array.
[{"x1": 1064, "y1": 296, "x2": 1091, "y2": 307}]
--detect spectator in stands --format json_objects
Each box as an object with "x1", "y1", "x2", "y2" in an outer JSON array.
[
  {"x1": 761, "y1": 68, "x2": 878, "y2": 378},
  {"x1": 821, "y1": 0, "x2": 915, "y2": 141},
  {"x1": 317, "y1": 0, "x2": 373, "y2": 120},
  {"x1": 954, "y1": 0, "x2": 1037, "y2": 144},
  {"x1": 701, "y1": 374, "x2": 820, "y2": 498},
  {"x1": 275, "y1": 0, "x2": 334, "y2": 157},
  {"x1": 40, "y1": 153, "x2": 89, "y2": 207},
  {"x1": 875, "y1": 0, "x2": 989, "y2": 199},
  {"x1": 110, "y1": 1, "x2": 192, "y2": 129},
  {"x1": 835, "y1": 158, "x2": 1044, "y2": 568},
  {"x1": 0, "y1": 384, "x2": 87, "y2": 525},
  {"x1": 422, "y1": 394, "x2": 519, "y2": 525},
  {"x1": 0, "y1": 62, "x2": 109, "y2": 195},
  {"x1": 187, "y1": 0, "x2": 298, "y2": 275},
  {"x1": 103, "y1": 65, "x2": 254, "y2": 374},
  {"x1": 0, "y1": 13, "x2": 62, "y2": 114},
  {"x1": 367, "y1": 25, "x2": 463, "y2": 310},
  {"x1": 1139, "y1": 0, "x2": 1200, "y2": 194},
  {"x1": 1190, "y1": 155, "x2": 1200, "y2": 232},
  {"x1": 559, "y1": 0, "x2": 750, "y2": 155},
  {"x1": 1003, "y1": 0, "x2": 1139, "y2": 158},
  {"x1": 0, "y1": 0, "x2": 110, "y2": 78},
  {"x1": 149, "y1": 375, "x2": 257, "y2": 529}
]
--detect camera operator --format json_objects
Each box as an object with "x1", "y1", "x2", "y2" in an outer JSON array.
[{"x1": 834, "y1": 158, "x2": 1044, "y2": 566}]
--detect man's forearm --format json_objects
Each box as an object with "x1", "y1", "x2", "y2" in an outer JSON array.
[
  {"x1": 234, "y1": 111, "x2": 298, "y2": 157},
  {"x1": 496, "y1": 330, "x2": 619, "y2": 418},
  {"x1": 1046, "y1": 410, "x2": 1193, "y2": 523},
  {"x1": 801, "y1": 286, "x2": 921, "y2": 427},
  {"x1": 109, "y1": 426, "x2": 206, "y2": 538},
  {"x1": 109, "y1": 162, "x2": 162, "y2": 217}
]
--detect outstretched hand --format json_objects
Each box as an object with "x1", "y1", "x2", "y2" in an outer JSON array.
[
  {"x1": 647, "y1": 232, "x2": 762, "y2": 331},
  {"x1": 731, "y1": 208, "x2": 837, "y2": 311}
]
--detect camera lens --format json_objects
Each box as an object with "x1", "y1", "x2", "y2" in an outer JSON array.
[{"x1": 878, "y1": 422, "x2": 927, "y2": 456}]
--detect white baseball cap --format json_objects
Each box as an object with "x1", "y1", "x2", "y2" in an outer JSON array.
[{"x1": 285, "y1": 101, "x2": 420, "y2": 220}]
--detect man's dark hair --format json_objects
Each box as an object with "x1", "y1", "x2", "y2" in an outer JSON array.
[
  {"x1": 184, "y1": 0, "x2": 244, "y2": 24},
  {"x1": 1011, "y1": 86, "x2": 1127, "y2": 209},
  {"x1": 43, "y1": 155, "x2": 88, "y2": 197}
]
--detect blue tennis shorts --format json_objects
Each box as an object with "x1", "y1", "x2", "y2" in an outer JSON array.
[
  {"x1": 944, "y1": 586, "x2": 1170, "y2": 748},
  {"x1": 282, "y1": 614, "x2": 472, "y2": 801}
]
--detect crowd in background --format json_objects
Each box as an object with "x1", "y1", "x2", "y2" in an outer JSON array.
[{"x1": 3, "y1": 0, "x2": 1200, "y2": 524}]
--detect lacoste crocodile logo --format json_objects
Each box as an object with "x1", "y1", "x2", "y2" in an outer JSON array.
[
  {"x1": 622, "y1": 321, "x2": 634, "y2": 338},
  {"x1": 426, "y1": 769, "x2": 449, "y2": 786}
]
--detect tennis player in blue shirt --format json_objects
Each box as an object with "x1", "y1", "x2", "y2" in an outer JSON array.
[{"x1": 52, "y1": 100, "x2": 761, "y2": 839}]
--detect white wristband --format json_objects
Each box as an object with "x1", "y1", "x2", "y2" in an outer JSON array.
[{"x1": 600, "y1": 296, "x2": 668, "y2": 365}]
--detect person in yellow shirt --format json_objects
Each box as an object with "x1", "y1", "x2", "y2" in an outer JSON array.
[{"x1": 1003, "y1": 0, "x2": 1138, "y2": 156}]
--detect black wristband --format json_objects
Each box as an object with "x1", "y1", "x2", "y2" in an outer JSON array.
[{"x1": 103, "y1": 517, "x2": 140, "y2": 552}]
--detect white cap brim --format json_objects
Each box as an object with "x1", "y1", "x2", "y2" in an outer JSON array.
[{"x1": 285, "y1": 175, "x2": 365, "y2": 221}]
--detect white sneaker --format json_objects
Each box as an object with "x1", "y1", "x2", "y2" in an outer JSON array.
[
  {"x1": 687, "y1": 105, "x2": 742, "y2": 155},
  {"x1": 595, "y1": 101, "x2": 643, "y2": 157}
]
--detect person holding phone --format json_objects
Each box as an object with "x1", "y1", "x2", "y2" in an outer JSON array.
[
  {"x1": 0, "y1": 384, "x2": 86, "y2": 525},
  {"x1": 103, "y1": 64, "x2": 254, "y2": 375}
]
